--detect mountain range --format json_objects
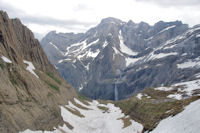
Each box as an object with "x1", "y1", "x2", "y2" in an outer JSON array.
[
  {"x1": 1, "y1": 10, "x2": 200, "y2": 133},
  {"x1": 41, "y1": 17, "x2": 200, "y2": 100}
]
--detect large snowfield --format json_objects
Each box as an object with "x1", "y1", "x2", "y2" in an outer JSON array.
[
  {"x1": 20, "y1": 99, "x2": 143, "y2": 133},
  {"x1": 20, "y1": 97, "x2": 200, "y2": 133}
]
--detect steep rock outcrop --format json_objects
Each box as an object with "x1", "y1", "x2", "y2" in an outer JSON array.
[{"x1": 0, "y1": 11, "x2": 77, "y2": 133}]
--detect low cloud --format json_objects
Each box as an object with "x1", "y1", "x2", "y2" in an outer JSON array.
[
  {"x1": 136, "y1": 0, "x2": 200, "y2": 7},
  {"x1": 0, "y1": 1, "x2": 24, "y2": 17},
  {"x1": 0, "y1": 2, "x2": 95, "y2": 28},
  {"x1": 73, "y1": 4, "x2": 92, "y2": 12},
  {"x1": 21, "y1": 15, "x2": 95, "y2": 28},
  {"x1": 0, "y1": 1, "x2": 96, "y2": 39}
]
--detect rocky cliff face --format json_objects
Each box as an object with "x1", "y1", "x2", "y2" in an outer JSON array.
[
  {"x1": 0, "y1": 11, "x2": 77, "y2": 133},
  {"x1": 41, "y1": 17, "x2": 200, "y2": 100},
  {"x1": 116, "y1": 25, "x2": 200, "y2": 99}
]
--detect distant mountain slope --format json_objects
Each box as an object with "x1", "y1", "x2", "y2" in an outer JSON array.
[
  {"x1": 0, "y1": 10, "x2": 77, "y2": 133},
  {"x1": 41, "y1": 17, "x2": 200, "y2": 100}
]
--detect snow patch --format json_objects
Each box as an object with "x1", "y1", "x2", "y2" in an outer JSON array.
[
  {"x1": 72, "y1": 59, "x2": 76, "y2": 63},
  {"x1": 174, "y1": 79, "x2": 200, "y2": 96},
  {"x1": 177, "y1": 58, "x2": 200, "y2": 69},
  {"x1": 58, "y1": 58, "x2": 72, "y2": 64},
  {"x1": 49, "y1": 42, "x2": 64, "y2": 55},
  {"x1": 195, "y1": 73, "x2": 200, "y2": 78},
  {"x1": 196, "y1": 34, "x2": 200, "y2": 38},
  {"x1": 136, "y1": 93, "x2": 143, "y2": 100},
  {"x1": 165, "y1": 109, "x2": 173, "y2": 114},
  {"x1": 78, "y1": 84, "x2": 83, "y2": 91},
  {"x1": 154, "y1": 87, "x2": 173, "y2": 91},
  {"x1": 77, "y1": 49, "x2": 100, "y2": 59},
  {"x1": 113, "y1": 47, "x2": 120, "y2": 54},
  {"x1": 157, "y1": 78, "x2": 200, "y2": 99},
  {"x1": 125, "y1": 57, "x2": 142, "y2": 67},
  {"x1": 110, "y1": 21, "x2": 116, "y2": 24},
  {"x1": 102, "y1": 41, "x2": 108, "y2": 48},
  {"x1": 58, "y1": 59, "x2": 64, "y2": 63},
  {"x1": 144, "y1": 93, "x2": 151, "y2": 98},
  {"x1": 1, "y1": 56, "x2": 12, "y2": 63},
  {"x1": 108, "y1": 33, "x2": 112, "y2": 36},
  {"x1": 65, "y1": 39, "x2": 99, "y2": 59},
  {"x1": 149, "y1": 52, "x2": 178, "y2": 60},
  {"x1": 158, "y1": 25, "x2": 176, "y2": 34},
  {"x1": 163, "y1": 44, "x2": 177, "y2": 49},
  {"x1": 167, "y1": 93, "x2": 182, "y2": 100},
  {"x1": 112, "y1": 47, "x2": 124, "y2": 60},
  {"x1": 23, "y1": 60, "x2": 39, "y2": 78},
  {"x1": 156, "y1": 64, "x2": 162, "y2": 67},
  {"x1": 181, "y1": 53, "x2": 187, "y2": 56},
  {"x1": 119, "y1": 30, "x2": 138, "y2": 56},
  {"x1": 87, "y1": 49, "x2": 100, "y2": 58},
  {"x1": 85, "y1": 63, "x2": 90, "y2": 70},
  {"x1": 145, "y1": 36, "x2": 154, "y2": 41},
  {"x1": 54, "y1": 65, "x2": 58, "y2": 69}
]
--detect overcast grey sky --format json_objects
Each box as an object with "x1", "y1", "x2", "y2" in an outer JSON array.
[{"x1": 1, "y1": 0, "x2": 200, "y2": 40}]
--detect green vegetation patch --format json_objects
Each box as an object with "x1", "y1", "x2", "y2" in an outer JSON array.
[
  {"x1": 142, "y1": 87, "x2": 173, "y2": 100},
  {"x1": 8, "y1": 73, "x2": 18, "y2": 85},
  {"x1": 0, "y1": 63, "x2": 4, "y2": 69},
  {"x1": 9, "y1": 76, "x2": 17, "y2": 85},
  {"x1": 46, "y1": 72, "x2": 61, "y2": 85},
  {"x1": 53, "y1": 110, "x2": 60, "y2": 117},
  {"x1": 45, "y1": 80, "x2": 59, "y2": 91}
]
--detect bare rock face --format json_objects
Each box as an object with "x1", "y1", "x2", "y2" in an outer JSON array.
[{"x1": 0, "y1": 11, "x2": 77, "y2": 133}]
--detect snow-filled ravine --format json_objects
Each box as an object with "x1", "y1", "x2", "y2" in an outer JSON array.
[{"x1": 20, "y1": 98, "x2": 143, "y2": 133}]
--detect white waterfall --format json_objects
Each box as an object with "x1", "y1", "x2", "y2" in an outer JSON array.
[
  {"x1": 114, "y1": 82, "x2": 119, "y2": 101},
  {"x1": 114, "y1": 74, "x2": 122, "y2": 101}
]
